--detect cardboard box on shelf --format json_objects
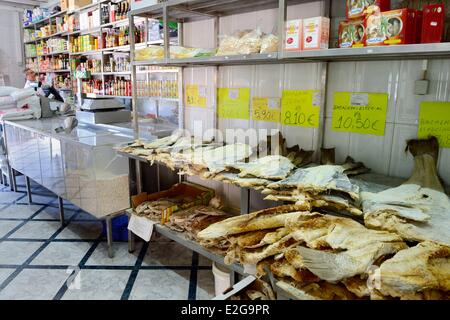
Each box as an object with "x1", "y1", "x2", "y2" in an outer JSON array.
[
  {"x1": 338, "y1": 19, "x2": 366, "y2": 48},
  {"x1": 285, "y1": 19, "x2": 303, "y2": 51},
  {"x1": 382, "y1": 8, "x2": 416, "y2": 45},
  {"x1": 421, "y1": 3, "x2": 445, "y2": 43},
  {"x1": 60, "y1": 0, "x2": 68, "y2": 11},
  {"x1": 131, "y1": 182, "x2": 215, "y2": 224},
  {"x1": 303, "y1": 17, "x2": 330, "y2": 50},
  {"x1": 68, "y1": 0, "x2": 92, "y2": 11},
  {"x1": 346, "y1": 0, "x2": 391, "y2": 19}
]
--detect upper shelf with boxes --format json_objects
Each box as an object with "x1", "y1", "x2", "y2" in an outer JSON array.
[{"x1": 129, "y1": 0, "x2": 450, "y2": 65}]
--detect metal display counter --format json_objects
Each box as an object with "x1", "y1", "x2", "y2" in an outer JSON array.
[{"x1": 2, "y1": 117, "x2": 135, "y2": 257}]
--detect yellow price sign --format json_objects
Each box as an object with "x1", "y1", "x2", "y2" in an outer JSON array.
[
  {"x1": 252, "y1": 97, "x2": 280, "y2": 123},
  {"x1": 281, "y1": 90, "x2": 321, "y2": 128},
  {"x1": 185, "y1": 84, "x2": 206, "y2": 108},
  {"x1": 418, "y1": 101, "x2": 450, "y2": 148},
  {"x1": 332, "y1": 92, "x2": 388, "y2": 136},
  {"x1": 218, "y1": 88, "x2": 250, "y2": 120}
]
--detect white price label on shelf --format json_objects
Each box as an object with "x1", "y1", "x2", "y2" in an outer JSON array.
[
  {"x1": 350, "y1": 93, "x2": 369, "y2": 106},
  {"x1": 243, "y1": 264, "x2": 257, "y2": 275},
  {"x1": 228, "y1": 89, "x2": 239, "y2": 100},
  {"x1": 128, "y1": 215, "x2": 155, "y2": 242}
]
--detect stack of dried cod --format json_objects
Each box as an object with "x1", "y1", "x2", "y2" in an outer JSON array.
[{"x1": 120, "y1": 134, "x2": 369, "y2": 217}]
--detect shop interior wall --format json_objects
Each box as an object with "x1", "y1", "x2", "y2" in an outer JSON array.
[
  {"x1": 0, "y1": 6, "x2": 25, "y2": 88},
  {"x1": 179, "y1": 2, "x2": 450, "y2": 211}
]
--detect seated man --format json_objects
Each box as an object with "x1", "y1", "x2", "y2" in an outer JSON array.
[{"x1": 24, "y1": 68, "x2": 64, "y2": 102}]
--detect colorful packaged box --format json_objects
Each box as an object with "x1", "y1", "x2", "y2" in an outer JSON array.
[
  {"x1": 421, "y1": 4, "x2": 445, "y2": 43},
  {"x1": 365, "y1": 5, "x2": 385, "y2": 46},
  {"x1": 346, "y1": 0, "x2": 391, "y2": 19},
  {"x1": 338, "y1": 19, "x2": 366, "y2": 48},
  {"x1": 303, "y1": 17, "x2": 330, "y2": 50},
  {"x1": 285, "y1": 19, "x2": 303, "y2": 51},
  {"x1": 382, "y1": 8, "x2": 416, "y2": 45}
]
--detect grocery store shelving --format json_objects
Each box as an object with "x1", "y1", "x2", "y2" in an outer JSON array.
[
  {"x1": 38, "y1": 69, "x2": 71, "y2": 73},
  {"x1": 37, "y1": 51, "x2": 70, "y2": 57}
]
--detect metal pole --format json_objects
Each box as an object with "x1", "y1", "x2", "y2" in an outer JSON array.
[
  {"x1": 129, "y1": 12, "x2": 139, "y2": 139},
  {"x1": 240, "y1": 188, "x2": 250, "y2": 215},
  {"x1": 12, "y1": 169, "x2": 17, "y2": 192},
  {"x1": 106, "y1": 216, "x2": 114, "y2": 258},
  {"x1": 277, "y1": 0, "x2": 287, "y2": 59},
  {"x1": 58, "y1": 196, "x2": 65, "y2": 226},
  {"x1": 25, "y1": 176, "x2": 32, "y2": 204},
  {"x1": 163, "y1": 4, "x2": 170, "y2": 60}
]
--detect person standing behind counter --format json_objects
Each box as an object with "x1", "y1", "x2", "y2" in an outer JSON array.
[{"x1": 24, "y1": 68, "x2": 64, "y2": 102}]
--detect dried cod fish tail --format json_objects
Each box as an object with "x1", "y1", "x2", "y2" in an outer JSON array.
[
  {"x1": 404, "y1": 136, "x2": 444, "y2": 192},
  {"x1": 320, "y1": 148, "x2": 336, "y2": 165}
]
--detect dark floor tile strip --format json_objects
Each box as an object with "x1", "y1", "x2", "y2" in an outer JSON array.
[
  {"x1": 0, "y1": 205, "x2": 50, "y2": 241},
  {"x1": 188, "y1": 252, "x2": 199, "y2": 301},
  {"x1": 120, "y1": 242, "x2": 149, "y2": 300},
  {"x1": 2, "y1": 238, "x2": 108, "y2": 243},
  {"x1": 52, "y1": 235, "x2": 103, "y2": 300}
]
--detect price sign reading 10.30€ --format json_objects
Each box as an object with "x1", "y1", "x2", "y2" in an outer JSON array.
[{"x1": 332, "y1": 92, "x2": 389, "y2": 136}]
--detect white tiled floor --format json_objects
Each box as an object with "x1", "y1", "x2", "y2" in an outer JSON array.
[{"x1": 0, "y1": 180, "x2": 216, "y2": 300}]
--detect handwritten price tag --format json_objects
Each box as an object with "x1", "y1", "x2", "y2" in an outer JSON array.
[
  {"x1": 281, "y1": 90, "x2": 320, "y2": 128},
  {"x1": 252, "y1": 97, "x2": 280, "y2": 123},
  {"x1": 332, "y1": 92, "x2": 388, "y2": 136},
  {"x1": 185, "y1": 84, "x2": 206, "y2": 108},
  {"x1": 128, "y1": 214, "x2": 155, "y2": 242},
  {"x1": 418, "y1": 101, "x2": 450, "y2": 148},
  {"x1": 218, "y1": 88, "x2": 250, "y2": 120}
]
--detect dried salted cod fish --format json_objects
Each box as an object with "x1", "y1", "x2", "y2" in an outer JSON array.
[
  {"x1": 378, "y1": 241, "x2": 450, "y2": 300},
  {"x1": 267, "y1": 165, "x2": 360, "y2": 201},
  {"x1": 282, "y1": 214, "x2": 406, "y2": 282},
  {"x1": 197, "y1": 204, "x2": 310, "y2": 240},
  {"x1": 228, "y1": 155, "x2": 295, "y2": 180},
  {"x1": 214, "y1": 172, "x2": 271, "y2": 189},
  {"x1": 362, "y1": 137, "x2": 450, "y2": 246},
  {"x1": 142, "y1": 131, "x2": 184, "y2": 149}
]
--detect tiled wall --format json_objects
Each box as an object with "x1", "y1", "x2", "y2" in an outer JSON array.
[{"x1": 179, "y1": 2, "x2": 450, "y2": 210}]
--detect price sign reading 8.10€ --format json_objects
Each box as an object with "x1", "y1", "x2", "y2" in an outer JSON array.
[
  {"x1": 418, "y1": 101, "x2": 450, "y2": 148},
  {"x1": 281, "y1": 90, "x2": 320, "y2": 128},
  {"x1": 332, "y1": 92, "x2": 388, "y2": 136}
]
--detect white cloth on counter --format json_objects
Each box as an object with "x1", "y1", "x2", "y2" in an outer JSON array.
[
  {"x1": 10, "y1": 88, "x2": 36, "y2": 102},
  {"x1": 0, "y1": 96, "x2": 14, "y2": 107},
  {"x1": 0, "y1": 86, "x2": 41, "y2": 121},
  {"x1": 0, "y1": 86, "x2": 18, "y2": 96}
]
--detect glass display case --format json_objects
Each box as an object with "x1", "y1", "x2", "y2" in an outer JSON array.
[{"x1": 3, "y1": 119, "x2": 133, "y2": 218}]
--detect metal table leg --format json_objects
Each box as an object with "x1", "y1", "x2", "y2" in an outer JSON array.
[
  {"x1": 12, "y1": 169, "x2": 17, "y2": 192},
  {"x1": 127, "y1": 208, "x2": 135, "y2": 253},
  {"x1": 9, "y1": 167, "x2": 15, "y2": 192},
  {"x1": 106, "y1": 216, "x2": 114, "y2": 258},
  {"x1": 25, "y1": 176, "x2": 32, "y2": 204},
  {"x1": 58, "y1": 196, "x2": 65, "y2": 227}
]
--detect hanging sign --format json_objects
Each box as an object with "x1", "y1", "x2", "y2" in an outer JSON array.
[
  {"x1": 332, "y1": 92, "x2": 388, "y2": 136},
  {"x1": 252, "y1": 97, "x2": 281, "y2": 123},
  {"x1": 418, "y1": 101, "x2": 450, "y2": 148},
  {"x1": 185, "y1": 84, "x2": 207, "y2": 108},
  {"x1": 281, "y1": 90, "x2": 321, "y2": 128},
  {"x1": 217, "y1": 88, "x2": 251, "y2": 120}
]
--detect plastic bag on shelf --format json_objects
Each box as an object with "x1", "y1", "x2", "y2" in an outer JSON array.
[
  {"x1": 135, "y1": 46, "x2": 165, "y2": 61},
  {"x1": 237, "y1": 28, "x2": 263, "y2": 55},
  {"x1": 216, "y1": 30, "x2": 248, "y2": 56},
  {"x1": 170, "y1": 46, "x2": 215, "y2": 59},
  {"x1": 260, "y1": 33, "x2": 279, "y2": 53}
]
